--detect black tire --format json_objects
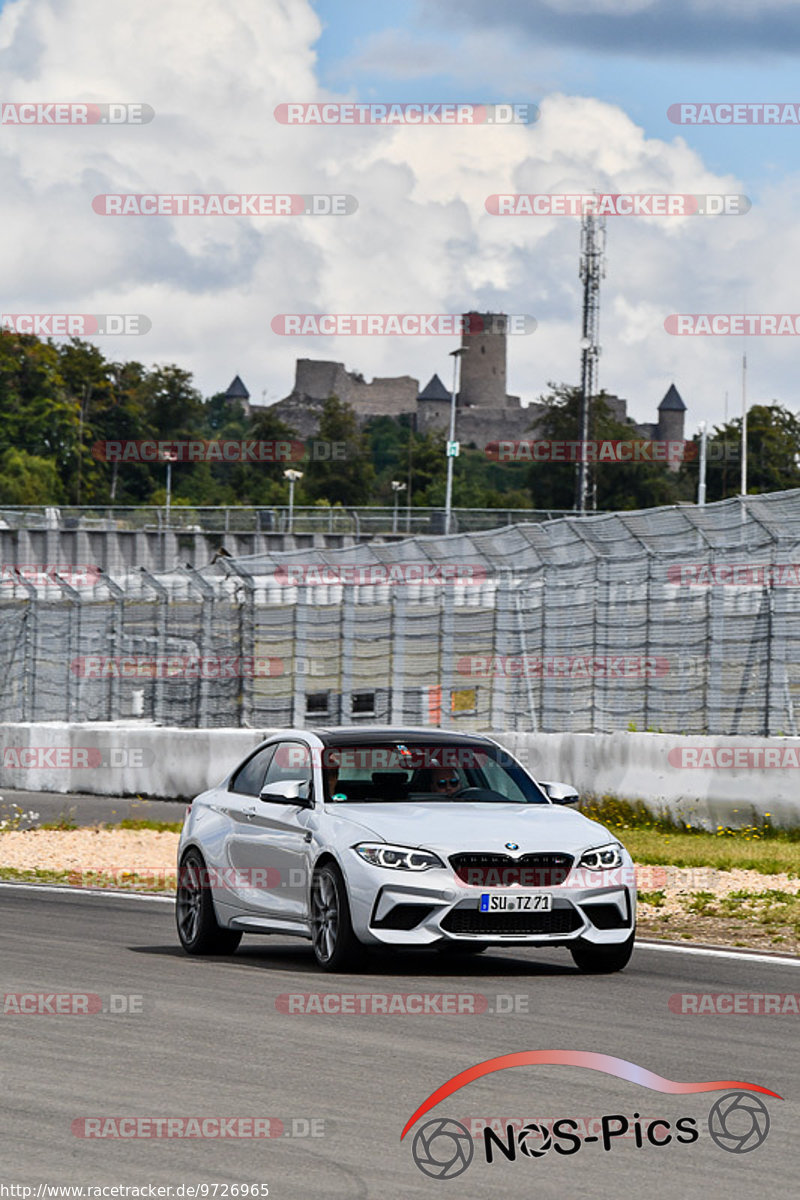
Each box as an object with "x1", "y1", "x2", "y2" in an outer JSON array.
[
  {"x1": 309, "y1": 862, "x2": 361, "y2": 972},
  {"x1": 570, "y1": 931, "x2": 635, "y2": 974},
  {"x1": 176, "y1": 849, "x2": 242, "y2": 956}
]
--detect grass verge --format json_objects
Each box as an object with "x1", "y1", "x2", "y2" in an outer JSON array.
[{"x1": 580, "y1": 796, "x2": 800, "y2": 875}]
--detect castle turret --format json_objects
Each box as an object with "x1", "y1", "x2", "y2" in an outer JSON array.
[
  {"x1": 657, "y1": 383, "x2": 686, "y2": 443},
  {"x1": 225, "y1": 374, "x2": 251, "y2": 416},
  {"x1": 458, "y1": 312, "x2": 507, "y2": 408}
]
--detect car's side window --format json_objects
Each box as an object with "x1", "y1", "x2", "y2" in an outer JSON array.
[
  {"x1": 263, "y1": 742, "x2": 313, "y2": 787},
  {"x1": 229, "y1": 745, "x2": 276, "y2": 796}
]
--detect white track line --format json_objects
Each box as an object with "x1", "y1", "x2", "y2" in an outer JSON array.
[
  {"x1": 0, "y1": 881, "x2": 174, "y2": 904},
  {"x1": 1, "y1": 883, "x2": 798, "y2": 964},
  {"x1": 635, "y1": 939, "x2": 800, "y2": 967}
]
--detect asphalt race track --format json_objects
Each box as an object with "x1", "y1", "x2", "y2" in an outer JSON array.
[{"x1": 0, "y1": 885, "x2": 795, "y2": 1200}]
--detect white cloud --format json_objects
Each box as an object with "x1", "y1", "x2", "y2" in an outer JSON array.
[{"x1": 0, "y1": 0, "x2": 796, "y2": 433}]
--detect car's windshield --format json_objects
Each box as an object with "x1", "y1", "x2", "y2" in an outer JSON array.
[{"x1": 322, "y1": 742, "x2": 548, "y2": 804}]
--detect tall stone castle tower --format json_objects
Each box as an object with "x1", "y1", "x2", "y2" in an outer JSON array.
[{"x1": 458, "y1": 312, "x2": 507, "y2": 408}]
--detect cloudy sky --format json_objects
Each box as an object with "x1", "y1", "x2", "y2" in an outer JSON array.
[{"x1": 2, "y1": 0, "x2": 800, "y2": 431}]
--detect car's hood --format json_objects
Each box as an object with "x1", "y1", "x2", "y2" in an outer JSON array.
[{"x1": 327, "y1": 801, "x2": 616, "y2": 855}]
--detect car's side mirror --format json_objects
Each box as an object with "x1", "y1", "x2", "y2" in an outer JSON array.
[
  {"x1": 259, "y1": 779, "x2": 312, "y2": 806},
  {"x1": 540, "y1": 780, "x2": 580, "y2": 807}
]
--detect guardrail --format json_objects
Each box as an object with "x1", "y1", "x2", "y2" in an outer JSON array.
[{"x1": 0, "y1": 505, "x2": 575, "y2": 536}]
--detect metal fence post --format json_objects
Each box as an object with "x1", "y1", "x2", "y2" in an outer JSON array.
[
  {"x1": 49, "y1": 575, "x2": 82, "y2": 721},
  {"x1": 340, "y1": 588, "x2": 354, "y2": 725},
  {"x1": 391, "y1": 588, "x2": 406, "y2": 725},
  {"x1": 491, "y1": 574, "x2": 510, "y2": 731},
  {"x1": 139, "y1": 568, "x2": 168, "y2": 724},
  {"x1": 292, "y1": 589, "x2": 308, "y2": 727},
  {"x1": 95, "y1": 569, "x2": 126, "y2": 721},
  {"x1": 440, "y1": 585, "x2": 454, "y2": 729},
  {"x1": 178, "y1": 566, "x2": 216, "y2": 727},
  {"x1": 222, "y1": 561, "x2": 256, "y2": 728},
  {"x1": 12, "y1": 570, "x2": 38, "y2": 721}
]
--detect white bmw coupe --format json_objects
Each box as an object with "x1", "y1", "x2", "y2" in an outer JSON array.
[{"x1": 176, "y1": 726, "x2": 636, "y2": 973}]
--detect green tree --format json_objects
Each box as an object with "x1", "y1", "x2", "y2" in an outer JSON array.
[
  {"x1": 681, "y1": 403, "x2": 800, "y2": 501},
  {"x1": 522, "y1": 383, "x2": 687, "y2": 510},
  {"x1": 0, "y1": 447, "x2": 64, "y2": 504},
  {"x1": 303, "y1": 396, "x2": 375, "y2": 504}
]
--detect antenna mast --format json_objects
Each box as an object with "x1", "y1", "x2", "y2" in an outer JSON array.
[{"x1": 575, "y1": 207, "x2": 606, "y2": 515}]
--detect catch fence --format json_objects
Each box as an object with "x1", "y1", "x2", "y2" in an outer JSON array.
[{"x1": 1, "y1": 491, "x2": 799, "y2": 735}]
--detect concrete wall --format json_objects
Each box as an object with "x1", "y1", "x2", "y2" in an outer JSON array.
[
  {"x1": 2, "y1": 724, "x2": 798, "y2": 828},
  {"x1": 0, "y1": 527, "x2": 366, "y2": 572}
]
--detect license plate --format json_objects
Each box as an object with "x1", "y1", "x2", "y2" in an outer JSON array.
[{"x1": 480, "y1": 893, "x2": 552, "y2": 912}]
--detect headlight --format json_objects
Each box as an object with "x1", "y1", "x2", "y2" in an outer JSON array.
[
  {"x1": 578, "y1": 843, "x2": 623, "y2": 870},
  {"x1": 354, "y1": 843, "x2": 445, "y2": 871}
]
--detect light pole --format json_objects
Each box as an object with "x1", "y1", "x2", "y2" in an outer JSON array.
[
  {"x1": 740, "y1": 353, "x2": 748, "y2": 498},
  {"x1": 444, "y1": 347, "x2": 468, "y2": 535},
  {"x1": 162, "y1": 448, "x2": 178, "y2": 528},
  {"x1": 284, "y1": 468, "x2": 303, "y2": 533},
  {"x1": 390, "y1": 480, "x2": 406, "y2": 534},
  {"x1": 697, "y1": 421, "x2": 707, "y2": 506}
]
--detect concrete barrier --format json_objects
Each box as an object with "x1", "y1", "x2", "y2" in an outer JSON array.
[
  {"x1": 498, "y1": 731, "x2": 800, "y2": 830},
  {"x1": 1, "y1": 723, "x2": 798, "y2": 828},
  {"x1": 0, "y1": 723, "x2": 273, "y2": 801}
]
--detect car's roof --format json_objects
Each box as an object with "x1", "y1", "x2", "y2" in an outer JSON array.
[{"x1": 307, "y1": 725, "x2": 495, "y2": 747}]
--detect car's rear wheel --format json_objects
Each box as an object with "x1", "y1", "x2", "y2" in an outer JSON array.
[
  {"x1": 570, "y1": 931, "x2": 635, "y2": 974},
  {"x1": 176, "y1": 849, "x2": 242, "y2": 956},
  {"x1": 310, "y1": 862, "x2": 361, "y2": 972}
]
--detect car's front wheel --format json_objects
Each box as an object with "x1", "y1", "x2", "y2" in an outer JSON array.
[
  {"x1": 570, "y1": 931, "x2": 635, "y2": 974},
  {"x1": 176, "y1": 849, "x2": 242, "y2": 956},
  {"x1": 310, "y1": 862, "x2": 361, "y2": 972}
]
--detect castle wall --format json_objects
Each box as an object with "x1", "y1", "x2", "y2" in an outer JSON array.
[{"x1": 347, "y1": 375, "x2": 418, "y2": 417}]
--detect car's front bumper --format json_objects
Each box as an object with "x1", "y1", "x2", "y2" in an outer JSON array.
[{"x1": 346, "y1": 864, "x2": 636, "y2": 948}]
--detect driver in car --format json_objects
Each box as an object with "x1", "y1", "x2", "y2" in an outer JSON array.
[
  {"x1": 323, "y1": 750, "x2": 342, "y2": 799},
  {"x1": 431, "y1": 771, "x2": 461, "y2": 796}
]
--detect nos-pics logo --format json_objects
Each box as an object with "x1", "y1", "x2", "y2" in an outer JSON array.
[{"x1": 402, "y1": 1051, "x2": 780, "y2": 1180}]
